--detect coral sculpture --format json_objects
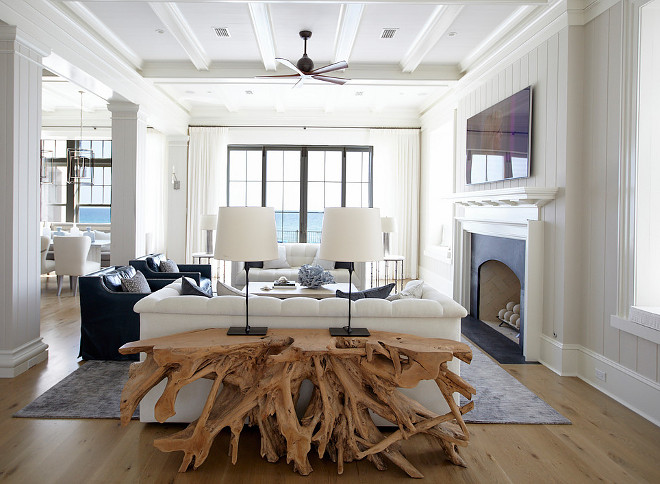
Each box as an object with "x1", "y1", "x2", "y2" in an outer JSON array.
[{"x1": 298, "y1": 264, "x2": 335, "y2": 288}]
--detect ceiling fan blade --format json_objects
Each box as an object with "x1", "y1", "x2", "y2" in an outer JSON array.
[
  {"x1": 310, "y1": 60, "x2": 348, "y2": 75},
  {"x1": 312, "y1": 75, "x2": 348, "y2": 85},
  {"x1": 276, "y1": 58, "x2": 305, "y2": 76},
  {"x1": 256, "y1": 74, "x2": 303, "y2": 79}
]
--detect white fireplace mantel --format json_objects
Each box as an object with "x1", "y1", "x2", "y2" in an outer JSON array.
[{"x1": 446, "y1": 187, "x2": 559, "y2": 208}]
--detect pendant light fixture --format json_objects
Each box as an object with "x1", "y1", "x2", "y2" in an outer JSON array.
[
  {"x1": 40, "y1": 140, "x2": 53, "y2": 184},
  {"x1": 66, "y1": 90, "x2": 93, "y2": 184}
]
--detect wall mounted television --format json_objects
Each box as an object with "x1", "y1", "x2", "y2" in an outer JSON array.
[{"x1": 466, "y1": 86, "x2": 532, "y2": 185}]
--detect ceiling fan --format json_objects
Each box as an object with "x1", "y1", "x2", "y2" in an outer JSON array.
[{"x1": 259, "y1": 30, "x2": 349, "y2": 88}]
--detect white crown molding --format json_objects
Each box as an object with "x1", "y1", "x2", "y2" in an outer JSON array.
[
  {"x1": 248, "y1": 3, "x2": 277, "y2": 71},
  {"x1": 74, "y1": 0, "x2": 549, "y2": 4},
  {"x1": 459, "y1": 5, "x2": 536, "y2": 73},
  {"x1": 447, "y1": 187, "x2": 559, "y2": 207},
  {"x1": 334, "y1": 3, "x2": 364, "y2": 64},
  {"x1": 149, "y1": 2, "x2": 210, "y2": 71},
  {"x1": 401, "y1": 5, "x2": 464, "y2": 73},
  {"x1": 64, "y1": 1, "x2": 143, "y2": 70}
]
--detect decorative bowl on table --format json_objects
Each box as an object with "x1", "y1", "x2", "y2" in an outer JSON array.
[{"x1": 298, "y1": 264, "x2": 335, "y2": 288}]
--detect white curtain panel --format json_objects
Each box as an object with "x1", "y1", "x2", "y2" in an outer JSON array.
[
  {"x1": 144, "y1": 129, "x2": 168, "y2": 254},
  {"x1": 185, "y1": 127, "x2": 228, "y2": 261},
  {"x1": 370, "y1": 129, "x2": 420, "y2": 278}
]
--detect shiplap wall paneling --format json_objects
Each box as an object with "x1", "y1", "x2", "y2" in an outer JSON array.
[
  {"x1": 0, "y1": 27, "x2": 48, "y2": 377},
  {"x1": 603, "y1": 4, "x2": 623, "y2": 364}
]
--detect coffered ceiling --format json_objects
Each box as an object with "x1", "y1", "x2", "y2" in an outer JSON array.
[{"x1": 0, "y1": 0, "x2": 549, "y2": 130}]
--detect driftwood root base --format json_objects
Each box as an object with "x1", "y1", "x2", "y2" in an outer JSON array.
[{"x1": 119, "y1": 329, "x2": 475, "y2": 478}]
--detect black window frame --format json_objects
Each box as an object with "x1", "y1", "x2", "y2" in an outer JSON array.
[{"x1": 227, "y1": 144, "x2": 373, "y2": 243}]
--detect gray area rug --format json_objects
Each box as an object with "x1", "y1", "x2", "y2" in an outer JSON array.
[
  {"x1": 14, "y1": 361, "x2": 138, "y2": 419},
  {"x1": 461, "y1": 339, "x2": 570, "y2": 424},
  {"x1": 14, "y1": 343, "x2": 569, "y2": 424}
]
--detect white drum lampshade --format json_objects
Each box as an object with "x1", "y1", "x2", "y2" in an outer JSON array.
[
  {"x1": 319, "y1": 207, "x2": 383, "y2": 262},
  {"x1": 200, "y1": 214, "x2": 218, "y2": 254}
]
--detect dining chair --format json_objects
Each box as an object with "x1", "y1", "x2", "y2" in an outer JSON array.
[{"x1": 53, "y1": 236, "x2": 101, "y2": 296}]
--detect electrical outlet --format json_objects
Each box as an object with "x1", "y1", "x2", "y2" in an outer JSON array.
[{"x1": 595, "y1": 368, "x2": 607, "y2": 382}]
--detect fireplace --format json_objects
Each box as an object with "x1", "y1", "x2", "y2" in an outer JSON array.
[
  {"x1": 451, "y1": 186, "x2": 557, "y2": 362},
  {"x1": 470, "y1": 234, "x2": 525, "y2": 351}
]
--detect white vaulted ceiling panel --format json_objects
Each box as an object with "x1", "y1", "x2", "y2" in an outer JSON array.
[
  {"x1": 424, "y1": 5, "x2": 519, "y2": 64},
  {"x1": 176, "y1": 2, "x2": 261, "y2": 63},
  {"x1": 349, "y1": 3, "x2": 438, "y2": 63},
  {"x1": 81, "y1": 1, "x2": 189, "y2": 61},
  {"x1": 269, "y1": 3, "x2": 341, "y2": 68}
]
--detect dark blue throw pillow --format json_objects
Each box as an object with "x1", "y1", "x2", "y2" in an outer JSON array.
[
  {"x1": 181, "y1": 277, "x2": 212, "y2": 298},
  {"x1": 336, "y1": 283, "x2": 395, "y2": 301}
]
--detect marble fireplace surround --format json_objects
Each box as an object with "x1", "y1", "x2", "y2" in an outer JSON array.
[{"x1": 450, "y1": 187, "x2": 558, "y2": 362}]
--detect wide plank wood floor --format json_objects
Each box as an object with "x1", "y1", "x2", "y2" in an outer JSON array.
[{"x1": 0, "y1": 276, "x2": 658, "y2": 483}]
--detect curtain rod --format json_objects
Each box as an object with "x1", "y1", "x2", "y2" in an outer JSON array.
[{"x1": 188, "y1": 125, "x2": 420, "y2": 130}]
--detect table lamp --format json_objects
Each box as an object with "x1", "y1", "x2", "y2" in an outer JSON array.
[
  {"x1": 381, "y1": 216, "x2": 397, "y2": 256},
  {"x1": 319, "y1": 207, "x2": 383, "y2": 337},
  {"x1": 200, "y1": 214, "x2": 218, "y2": 254},
  {"x1": 214, "y1": 207, "x2": 278, "y2": 336}
]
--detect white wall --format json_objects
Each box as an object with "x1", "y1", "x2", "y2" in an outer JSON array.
[{"x1": 421, "y1": 1, "x2": 660, "y2": 424}]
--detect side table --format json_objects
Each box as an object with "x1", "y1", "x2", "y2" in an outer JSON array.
[{"x1": 371, "y1": 255, "x2": 405, "y2": 293}]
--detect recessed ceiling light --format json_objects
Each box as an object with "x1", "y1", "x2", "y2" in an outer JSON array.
[
  {"x1": 355, "y1": 91, "x2": 364, "y2": 96},
  {"x1": 245, "y1": 90, "x2": 254, "y2": 95},
  {"x1": 155, "y1": 28, "x2": 165, "y2": 34},
  {"x1": 448, "y1": 31, "x2": 458, "y2": 37},
  {"x1": 185, "y1": 90, "x2": 195, "y2": 94}
]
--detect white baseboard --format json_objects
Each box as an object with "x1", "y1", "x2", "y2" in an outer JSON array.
[
  {"x1": 0, "y1": 338, "x2": 49, "y2": 378},
  {"x1": 540, "y1": 335, "x2": 660, "y2": 427}
]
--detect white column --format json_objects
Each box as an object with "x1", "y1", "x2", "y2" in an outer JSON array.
[
  {"x1": 166, "y1": 135, "x2": 189, "y2": 262},
  {"x1": 108, "y1": 101, "x2": 148, "y2": 265},
  {"x1": 0, "y1": 26, "x2": 49, "y2": 377}
]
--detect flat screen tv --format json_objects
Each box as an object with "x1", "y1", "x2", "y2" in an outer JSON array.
[{"x1": 466, "y1": 86, "x2": 532, "y2": 185}]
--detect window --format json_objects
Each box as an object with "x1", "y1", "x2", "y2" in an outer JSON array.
[
  {"x1": 42, "y1": 139, "x2": 112, "y2": 223},
  {"x1": 227, "y1": 145, "x2": 373, "y2": 243}
]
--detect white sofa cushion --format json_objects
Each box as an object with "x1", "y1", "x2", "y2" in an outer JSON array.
[{"x1": 263, "y1": 244, "x2": 290, "y2": 269}]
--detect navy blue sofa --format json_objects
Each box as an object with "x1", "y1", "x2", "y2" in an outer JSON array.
[
  {"x1": 78, "y1": 266, "x2": 171, "y2": 361},
  {"x1": 129, "y1": 253, "x2": 212, "y2": 294}
]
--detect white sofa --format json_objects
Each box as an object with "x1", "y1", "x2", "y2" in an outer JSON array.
[
  {"x1": 231, "y1": 242, "x2": 366, "y2": 290},
  {"x1": 133, "y1": 279, "x2": 468, "y2": 424}
]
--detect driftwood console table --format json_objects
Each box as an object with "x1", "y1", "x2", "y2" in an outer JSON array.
[{"x1": 119, "y1": 328, "x2": 475, "y2": 478}]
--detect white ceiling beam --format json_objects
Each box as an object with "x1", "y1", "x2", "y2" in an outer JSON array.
[
  {"x1": 400, "y1": 5, "x2": 464, "y2": 73},
  {"x1": 459, "y1": 5, "x2": 535, "y2": 73},
  {"x1": 333, "y1": 3, "x2": 364, "y2": 64},
  {"x1": 149, "y1": 2, "x2": 210, "y2": 71},
  {"x1": 142, "y1": 61, "x2": 461, "y2": 82},
  {"x1": 248, "y1": 3, "x2": 277, "y2": 71},
  {"x1": 63, "y1": 1, "x2": 143, "y2": 70}
]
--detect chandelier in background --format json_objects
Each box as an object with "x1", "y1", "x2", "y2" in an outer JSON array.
[
  {"x1": 40, "y1": 141, "x2": 53, "y2": 185},
  {"x1": 66, "y1": 90, "x2": 93, "y2": 184}
]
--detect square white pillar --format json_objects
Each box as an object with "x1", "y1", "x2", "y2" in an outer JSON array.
[
  {"x1": 0, "y1": 26, "x2": 49, "y2": 377},
  {"x1": 108, "y1": 101, "x2": 148, "y2": 265}
]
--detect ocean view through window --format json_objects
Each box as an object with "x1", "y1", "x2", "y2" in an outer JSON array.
[{"x1": 228, "y1": 145, "x2": 373, "y2": 243}]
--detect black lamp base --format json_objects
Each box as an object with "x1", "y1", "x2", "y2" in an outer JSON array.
[
  {"x1": 329, "y1": 326, "x2": 371, "y2": 337},
  {"x1": 227, "y1": 326, "x2": 268, "y2": 336}
]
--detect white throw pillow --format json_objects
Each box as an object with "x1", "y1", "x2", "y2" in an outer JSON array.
[
  {"x1": 312, "y1": 254, "x2": 335, "y2": 270},
  {"x1": 216, "y1": 280, "x2": 244, "y2": 296},
  {"x1": 94, "y1": 230, "x2": 111, "y2": 241},
  {"x1": 386, "y1": 279, "x2": 424, "y2": 301},
  {"x1": 263, "y1": 244, "x2": 291, "y2": 269}
]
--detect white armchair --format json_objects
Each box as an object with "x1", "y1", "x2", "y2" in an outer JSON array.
[
  {"x1": 54, "y1": 236, "x2": 101, "y2": 296},
  {"x1": 40, "y1": 236, "x2": 56, "y2": 286}
]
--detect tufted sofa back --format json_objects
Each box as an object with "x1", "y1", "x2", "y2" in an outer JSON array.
[{"x1": 284, "y1": 243, "x2": 319, "y2": 267}]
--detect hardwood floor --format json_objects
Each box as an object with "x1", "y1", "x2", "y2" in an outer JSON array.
[{"x1": 0, "y1": 275, "x2": 658, "y2": 483}]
